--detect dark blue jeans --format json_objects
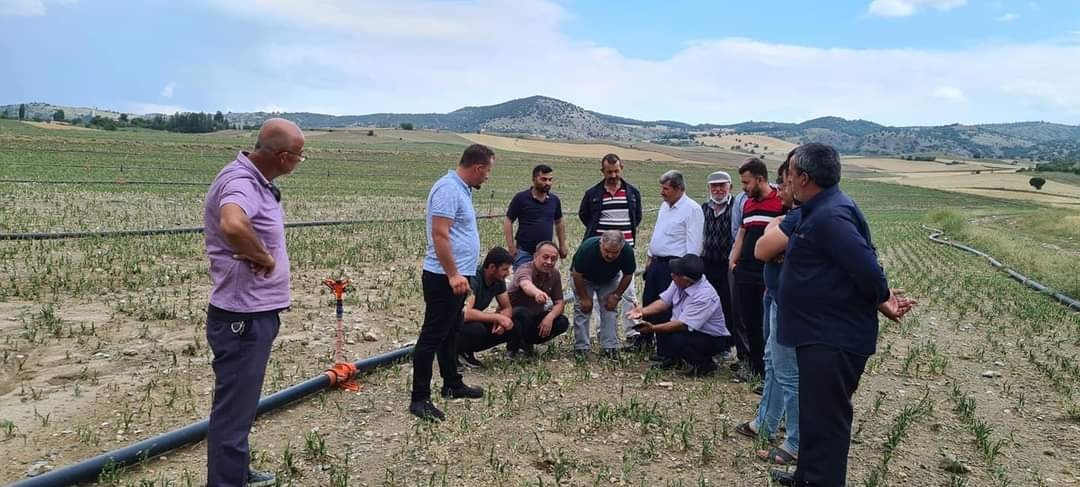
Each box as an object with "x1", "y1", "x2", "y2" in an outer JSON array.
[{"x1": 206, "y1": 309, "x2": 280, "y2": 487}]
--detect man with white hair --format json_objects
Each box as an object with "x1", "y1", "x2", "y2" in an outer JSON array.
[
  {"x1": 701, "y1": 170, "x2": 739, "y2": 359},
  {"x1": 570, "y1": 230, "x2": 637, "y2": 358}
]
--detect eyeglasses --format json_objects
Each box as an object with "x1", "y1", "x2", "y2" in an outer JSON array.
[
  {"x1": 279, "y1": 150, "x2": 307, "y2": 162},
  {"x1": 265, "y1": 182, "x2": 281, "y2": 202}
]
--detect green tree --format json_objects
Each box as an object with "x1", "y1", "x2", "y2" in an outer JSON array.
[
  {"x1": 52, "y1": 109, "x2": 65, "y2": 122},
  {"x1": 119, "y1": 113, "x2": 129, "y2": 123},
  {"x1": 400, "y1": 122, "x2": 414, "y2": 131},
  {"x1": 1029, "y1": 177, "x2": 1046, "y2": 190},
  {"x1": 18, "y1": 104, "x2": 26, "y2": 120}
]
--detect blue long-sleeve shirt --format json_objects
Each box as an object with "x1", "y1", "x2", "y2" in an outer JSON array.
[{"x1": 776, "y1": 185, "x2": 889, "y2": 356}]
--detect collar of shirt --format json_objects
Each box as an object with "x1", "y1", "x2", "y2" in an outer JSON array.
[
  {"x1": 236, "y1": 151, "x2": 271, "y2": 186},
  {"x1": 447, "y1": 170, "x2": 472, "y2": 193},
  {"x1": 665, "y1": 193, "x2": 690, "y2": 210},
  {"x1": 799, "y1": 185, "x2": 840, "y2": 215},
  {"x1": 602, "y1": 180, "x2": 624, "y2": 196}
]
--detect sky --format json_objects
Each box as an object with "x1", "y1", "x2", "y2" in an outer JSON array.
[{"x1": 2, "y1": 0, "x2": 1080, "y2": 126}]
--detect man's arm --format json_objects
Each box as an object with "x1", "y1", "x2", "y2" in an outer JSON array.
[
  {"x1": 728, "y1": 227, "x2": 745, "y2": 271},
  {"x1": 502, "y1": 217, "x2": 517, "y2": 256},
  {"x1": 685, "y1": 206, "x2": 704, "y2": 256},
  {"x1": 577, "y1": 190, "x2": 591, "y2": 228},
  {"x1": 432, "y1": 216, "x2": 468, "y2": 295},
  {"x1": 519, "y1": 278, "x2": 549, "y2": 304},
  {"x1": 538, "y1": 297, "x2": 565, "y2": 338},
  {"x1": 555, "y1": 218, "x2": 568, "y2": 259},
  {"x1": 571, "y1": 271, "x2": 592, "y2": 314},
  {"x1": 465, "y1": 293, "x2": 514, "y2": 333},
  {"x1": 754, "y1": 216, "x2": 787, "y2": 262},
  {"x1": 220, "y1": 203, "x2": 274, "y2": 276},
  {"x1": 604, "y1": 272, "x2": 634, "y2": 311},
  {"x1": 821, "y1": 210, "x2": 890, "y2": 305},
  {"x1": 631, "y1": 187, "x2": 643, "y2": 229}
]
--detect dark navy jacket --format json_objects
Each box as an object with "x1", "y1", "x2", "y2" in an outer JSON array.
[
  {"x1": 777, "y1": 185, "x2": 889, "y2": 356},
  {"x1": 577, "y1": 178, "x2": 643, "y2": 243}
]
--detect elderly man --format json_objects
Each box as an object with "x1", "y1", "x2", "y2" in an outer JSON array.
[
  {"x1": 636, "y1": 170, "x2": 704, "y2": 352},
  {"x1": 506, "y1": 241, "x2": 570, "y2": 357},
  {"x1": 571, "y1": 230, "x2": 636, "y2": 358},
  {"x1": 701, "y1": 170, "x2": 741, "y2": 361},
  {"x1": 410, "y1": 144, "x2": 494, "y2": 421},
  {"x1": 457, "y1": 247, "x2": 516, "y2": 369},
  {"x1": 578, "y1": 154, "x2": 644, "y2": 346},
  {"x1": 504, "y1": 164, "x2": 567, "y2": 269},
  {"x1": 729, "y1": 158, "x2": 783, "y2": 378},
  {"x1": 203, "y1": 118, "x2": 304, "y2": 487},
  {"x1": 627, "y1": 254, "x2": 730, "y2": 377},
  {"x1": 771, "y1": 143, "x2": 915, "y2": 487}
]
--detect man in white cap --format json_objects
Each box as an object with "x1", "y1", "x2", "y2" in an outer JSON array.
[{"x1": 701, "y1": 171, "x2": 741, "y2": 361}]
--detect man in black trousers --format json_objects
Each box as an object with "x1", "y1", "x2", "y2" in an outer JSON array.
[{"x1": 773, "y1": 143, "x2": 915, "y2": 486}]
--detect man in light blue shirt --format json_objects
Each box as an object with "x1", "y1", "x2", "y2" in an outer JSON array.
[
  {"x1": 410, "y1": 144, "x2": 495, "y2": 421},
  {"x1": 628, "y1": 254, "x2": 730, "y2": 377}
]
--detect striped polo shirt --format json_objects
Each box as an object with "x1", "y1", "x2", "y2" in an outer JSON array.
[
  {"x1": 736, "y1": 188, "x2": 784, "y2": 279},
  {"x1": 595, "y1": 187, "x2": 634, "y2": 246}
]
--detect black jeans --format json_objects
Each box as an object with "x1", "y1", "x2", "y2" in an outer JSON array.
[
  {"x1": 657, "y1": 330, "x2": 727, "y2": 370},
  {"x1": 704, "y1": 260, "x2": 743, "y2": 358},
  {"x1": 733, "y1": 273, "x2": 766, "y2": 376},
  {"x1": 457, "y1": 320, "x2": 516, "y2": 354},
  {"x1": 411, "y1": 271, "x2": 466, "y2": 402},
  {"x1": 642, "y1": 257, "x2": 674, "y2": 330},
  {"x1": 795, "y1": 344, "x2": 869, "y2": 487},
  {"x1": 509, "y1": 307, "x2": 569, "y2": 351}
]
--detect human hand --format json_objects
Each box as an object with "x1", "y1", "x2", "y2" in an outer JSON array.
[{"x1": 234, "y1": 252, "x2": 275, "y2": 277}]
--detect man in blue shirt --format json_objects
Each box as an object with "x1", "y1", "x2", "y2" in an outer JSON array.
[
  {"x1": 503, "y1": 164, "x2": 568, "y2": 269},
  {"x1": 410, "y1": 144, "x2": 495, "y2": 421},
  {"x1": 773, "y1": 143, "x2": 915, "y2": 486}
]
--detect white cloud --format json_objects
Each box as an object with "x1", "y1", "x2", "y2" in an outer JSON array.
[
  {"x1": 996, "y1": 12, "x2": 1019, "y2": 22},
  {"x1": 161, "y1": 81, "x2": 175, "y2": 98},
  {"x1": 868, "y1": 0, "x2": 967, "y2": 18},
  {"x1": 0, "y1": 0, "x2": 76, "y2": 17},
  {"x1": 198, "y1": 0, "x2": 1080, "y2": 126}
]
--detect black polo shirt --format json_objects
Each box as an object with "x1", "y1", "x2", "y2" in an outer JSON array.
[
  {"x1": 506, "y1": 189, "x2": 562, "y2": 254},
  {"x1": 469, "y1": 271, "x2": 506, "y2": 311}
]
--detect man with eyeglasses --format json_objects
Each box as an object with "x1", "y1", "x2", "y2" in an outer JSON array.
[{"x1": 203, "y1": 118, "x2": 305, "y2": 487}]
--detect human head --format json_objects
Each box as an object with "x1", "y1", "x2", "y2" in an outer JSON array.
[
  {"x1": 706, "y1": 170, "x2": 732, "y2": 203},
  {"x1": 669, "y1": 254, "x2": 704, "y2": 289},
  {"x1": 251, "y1": 118, "x2": 305, "y2": 180},
  {"x1": 601, "y1": 154, "x2": 623, "y2": 185},
  {"x1": 532, "y1": 164, "x2": 554, "y2": 194},
  {"x1": 777, "y1": 150, "x2": 796, "y2": 208},
  {"x1": 790, "y1": 143, "x2": 841, "y2": 203},
  {"x1": 532, "y1": 241, "x2": 559, "y2": 272},
  {"x1": 458, "y1": 144, "x2": 495, "y2": 189},
  {"x1": 598, "y1": 230, "x2": 625, "y2": 263},
  {"x1": 482, "y1": 246, "x2": 513, "y2": 282},
  {"x1": 738, "y1": 157, "x2": 770, "y2": 200},
  {"x1": 659, "y1": 170, "x2": 686, "y2": 205}
]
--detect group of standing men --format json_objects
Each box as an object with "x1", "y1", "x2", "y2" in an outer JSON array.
[{"x1": 200, "y1": 118, "x2": 914, "y2": 487}]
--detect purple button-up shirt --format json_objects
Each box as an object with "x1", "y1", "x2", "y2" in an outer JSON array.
[
  {"x1": 660, "y1": 277, "x2": 729, "y2": 337},
  {"x1": 204, "y1": 152, "x2": 291, "y2": 313}
]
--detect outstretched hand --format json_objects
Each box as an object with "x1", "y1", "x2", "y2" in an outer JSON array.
[{"x1": 879, "y1": 288, "x2": 917, "y2": 323}]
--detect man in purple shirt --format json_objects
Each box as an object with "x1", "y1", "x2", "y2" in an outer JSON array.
[
  {"x1": 627, "y1": 254, "x2": 730, "y2": 377},
  {"x1": 203, "y1": 118, "x2": 304, "y2": 487}
]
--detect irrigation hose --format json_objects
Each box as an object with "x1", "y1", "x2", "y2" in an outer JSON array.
[
  {"x1": 8, "y1": 345, "x2": 415, "y2": 487},
  {"x1": 923, "y1": 225, "x2": 1080, "y2": 312}
]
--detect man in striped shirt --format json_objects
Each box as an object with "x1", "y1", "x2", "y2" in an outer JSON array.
[
  {"x1": 578, "y1": 154, "x2": 644, "y2": 345},
  {"x1": 729, "y1": 158, "x2": 784, "y2": 377}
]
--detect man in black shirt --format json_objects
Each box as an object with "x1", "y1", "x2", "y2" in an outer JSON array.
[
  {"x1": 457, "y1": 247, "x2": 517, "y2": 369},
  {"x1": 504, "y1": 164, "x2": 567, "y2": 269}
]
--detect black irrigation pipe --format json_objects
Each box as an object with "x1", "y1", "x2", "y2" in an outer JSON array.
[
  {"x1": 923, "y1": 224, "x2": 1080, "y2": 312},
  {"x1": 0, "y1": 179, "x2": 207, "y2": 187},
  {"x1": 8, "y1": 344, "x2": 416, "y2": 487},
  {"x1": 0, "y1": 214, "x2": 504, "y2": 241}
]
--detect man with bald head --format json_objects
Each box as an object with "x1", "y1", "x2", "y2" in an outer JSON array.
[{"x1": 203, "y1": 118, "x2": 304, "y2": 486}]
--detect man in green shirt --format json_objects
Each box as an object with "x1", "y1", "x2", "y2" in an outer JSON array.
[
  {"x1": 571, "y1": 230, "x2": 636, "y2": 358},
  {"x1": 457, "y1": 247, "x2": 516, "y2": 369}
]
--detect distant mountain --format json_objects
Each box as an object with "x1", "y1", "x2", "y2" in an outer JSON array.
[{"x1": 6, "y1": 96, "x2": 1080, "y2": 161}]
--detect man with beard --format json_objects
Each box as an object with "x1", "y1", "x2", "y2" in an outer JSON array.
[
  {"x1": 456, "y1": 247, "x2": 516, "y2": 369},
  {"x1": 578, "y1": 154, "x2": 644, "y2": 348},
  {"x1": 700, "y1": 171, "x2": 739, "y2": 361},
  {"x1": 506, "y1": 241, "x2": 570, "y2": 358},
  {"x1": 771, "y1": 143, "x2": 915, "y2": 486},
  {"x1": 504, "y1": 164, "x2": 567, "y2": 269},
  {"x1": 728, "y1": 158, "x2": 783, "y2": 378},
  {"x1": 410, "y1": 144, "x2": 494, "y2": 421},
  {"x1": 639, "y1": 170, "x2": 704, "y2": 353}
]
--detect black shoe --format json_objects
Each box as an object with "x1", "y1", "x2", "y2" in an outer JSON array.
[
  {"x1": 441, "y1": 383, "x2": 484, "y2": 399},
  {"x1": 573, "y1": 349, "x2": 589, "y2": 361},
  {"x1": 409, "y1": 399, "x2": 445, "y2": 421},
  {"x1": 686, "y1": 365, "x2": 717, "y2": 377},
  {"x1": 648, "y1": 354, "x2": 666, "y2": 362},
  {"x1": 458, "y1": 352, "x2": 485, "y2": 369},
  {"x1": 246, "y1": 469, "x2": 276, "y2": 487},
  {"x1": 651, "y1": 358, "x2": 679, "y2": 370},
  {"x1": 769, "y1": 469, "x2": 796, "y2": 486},
  {"x1": 602, "y1": 349, "x2": 620, "y2": 360},
  {"x1": 622, "y1": 335, "x2": 654, "y2": 352},
  {"x1": 752, "y1": 384, "x2": 764, "y2": 395}
]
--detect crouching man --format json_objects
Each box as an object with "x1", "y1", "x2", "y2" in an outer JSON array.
[
  {"x1": 626, "y1": 254, "x2": 730, "y2": 377},
  {"x1": 506, "y1": 241, "x2": 570, "y2": 358},
  {"x1": 457, "y1": 247, "x2": 517, "y2": 369}
]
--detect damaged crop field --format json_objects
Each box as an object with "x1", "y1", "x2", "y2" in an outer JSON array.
[{"x1": 1, "y1": 119, "x2": 1078, "y2": 486}]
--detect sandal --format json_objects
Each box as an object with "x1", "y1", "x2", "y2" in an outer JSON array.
[
  {"x1": 735, "y1": 421, "x2": 757, "y2": 439},
  {"x1": 757, "y1": 446, "x2": 797, "y2": 466}
]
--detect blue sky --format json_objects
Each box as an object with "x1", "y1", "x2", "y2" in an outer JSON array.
[{"x1": 2, "y1": 0, "x2": 1080, "y2": 125}]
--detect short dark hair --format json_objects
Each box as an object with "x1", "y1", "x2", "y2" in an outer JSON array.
[
  {"x1": 601, "y1": 153, "x2": 621, "y2": 166},
  {"x1": 777, "y1": 149, "x2": 795, "y2": 182},
  {"x1": 738, "y1": 157, "x2": 768, "y2": 180},
  {"x1": 535, "y1": 241, "x2": 559, "y2": 254},
  {"x1": 460, "y1": 144, "x2": 495, "y2": 167},
  {"x1": 792, "y1": 143, "x2": 841, "y2": 188},
  {"x1": 532, "y1": 164, "x2": 553, "y2": 178},
  {"x1": 482, "y1": 246, "x2": 513, "y2": 269}
]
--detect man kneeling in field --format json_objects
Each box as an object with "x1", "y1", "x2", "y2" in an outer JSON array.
[
  {"x1": 506, "y1": 241, "x2": 570, "y2": 358},
  {"x1": 457, "y1": 247, "x2": 517, "y2": 369}
]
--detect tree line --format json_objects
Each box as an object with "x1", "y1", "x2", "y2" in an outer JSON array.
[{"x1": 2, "y1": 104, "x2": 233, "y2": 133}]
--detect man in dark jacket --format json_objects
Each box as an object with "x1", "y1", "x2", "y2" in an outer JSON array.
[{"x1": 578, "y1": 153, "x2": 644, "y2": 347}]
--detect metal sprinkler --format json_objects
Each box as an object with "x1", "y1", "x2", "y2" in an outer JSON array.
[{"x1": 322, "y1": 277, "x2": 361, "y2": 392}]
